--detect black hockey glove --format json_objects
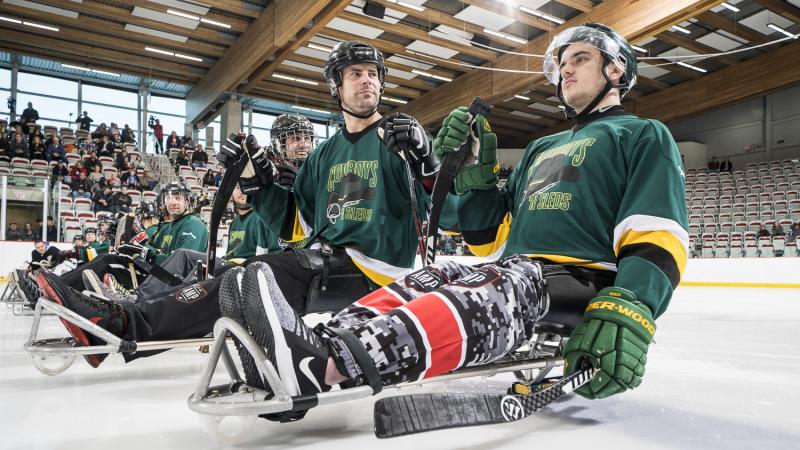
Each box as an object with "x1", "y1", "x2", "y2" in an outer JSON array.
[
  {"x1": 239, "y1": 135, "x2": 276, "y2": 195},
  {"x1": 116, "y1": 242, "x2": 153, "y2": 263},
  {"x1": 276, "y1": 164, "x2": 298, "y2": 188},
  {"x1": 218, "y1": 133, "x2": 246, "y2": 169},
  {"x1": 379, "y1": 112, "x2": 439, "y2": 189}
]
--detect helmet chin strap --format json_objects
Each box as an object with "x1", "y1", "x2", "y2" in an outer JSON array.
[{"x1": 338, "y1": 95, "x2": 381, "y2": 120}]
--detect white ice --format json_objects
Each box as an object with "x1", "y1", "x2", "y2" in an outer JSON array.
[{"x1": 1, "y1": 286, "x2": 799, "y2": 450}]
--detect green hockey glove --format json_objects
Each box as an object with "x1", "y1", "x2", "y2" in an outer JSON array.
[
  {"x1": 563, "y1": 287, "x2": 656, "y2": 400},
  {"x1": 433, "y1": 107, "x2": 499, "y2": 194}
]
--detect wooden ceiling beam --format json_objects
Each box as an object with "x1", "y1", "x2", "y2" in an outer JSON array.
[
  {"x1": 239, "y1": 1, "x2": 351, "y2": 95},
  {"x1": 0, "y1": 15, "x2": 212, "y2": 70},
  {"x1": 753, "y1": 0, "x2": 800, "y2": 23},
  {"x1": 338, "y1": 10, "x2": 498, "y2": 62},
  {"x1": 655, "y1": 30, "x2": 740, "y2": 66},
  {"x1": 398, "y1": 0, "x2": 726, "y2": 127},
  {"x1": 555, "y1": 0, "x2": 594, "y2": 13},
  {"x1": 460, "y1": 0, "x2": 557, "y2": 32},
  {"x1": 1, "y1": 43, "x2": 197, "y2": 84},
  {"x1": 496, "y1": 100, "x2": 565, "y2": 121},
  {"x1": 34, "y1": 0, "x2": 234, "y2": 46},
  {"x1": 0, "y1": 27, "x2": 204, "y2": 78},
  {"x1": 186, "y1": 0, "x2": 331, "y2": 124},
  {"x1": 0, "y1": 3, "x2": 225, "y2": 59},
  {"x1": 319, "y1": 28, "x2": 468, "y2": 73},
  {"x1": 207, "y1": 0, "x2": 262, "y2": 19},
  {"x1": 115, "y1": 0, "x2": 250, "y2": 34},
  {"x1": 630, "y1": 39, "x2": 800, "y2": 122},
  {"x1": 695, "y1": 11, "x2": 770, "y2": 45}
]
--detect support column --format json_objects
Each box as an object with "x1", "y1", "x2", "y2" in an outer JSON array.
[
  {"x1": 10, "y1": 55, "x2": 19, "y2": 122},
  {"x1": 219, "y1": 96, "x2": 243, "y2": 143},
  {"x1": 139, "y1": 83, "x2": 149, "y2": 152}
]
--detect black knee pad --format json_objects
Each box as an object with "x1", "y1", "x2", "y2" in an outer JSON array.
[{"x1": 539, "y1": 265, "x2": 615, "y2": 333}]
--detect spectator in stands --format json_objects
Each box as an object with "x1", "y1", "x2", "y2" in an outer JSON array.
[
  {"x1": 97, "y1": 135, "x2": 113, "y2": 157},
  {"x1": 771, "y1": 223, "x2": 785, "y2": 237},
  {"x1": 191, "y1": 146, "x2": 207, "y2": 169},
  {"x1": 122, "y1": 165, "x2": 139, "y2": 189},
  {"x1": 12, "y1": 133, "x2": 28, "y2": 159},
  {"x1": 22, "y1": 222, "x2": 38, "y2": 240},
  {"x1": 84, "y1": 151, "x2": 101, "y2": 172},
  {"x1": 46, "y1": 135, "x2": 67, "y2": 163},
  {"x1": 707, "y1": 156, "x2": 720, "y2": 173},
  {"x1": 89, "y1": 164, "x2": 104, "y2": 184},
  {"x1": 110, "y1": 123, "x2": 120, "y2": 139},
  {"x1": 31, "y1": 240, "x2": 61, "y2": 270},
  {"x1": 6, "y1": 221, "x2": 23, "y2": 241},
  {"x1": 28, "y1": 126, "x2": 45, "y2": 146},
  {"x1": 114, "y1": 186, "x2": 133, "y2": 214},
  {"x1": 115, "y1": 149, "x2": 129, "y2": 170},
  {"x1": 757, "y1": 225, "x2": 771, "y2": 238},
  {"x1": 112, "y1": 133, "x2": 123, "y2": 148},
  {"x1": 107, "y1": 171, "x2": 121, "y2": 188},
  {"x1": 214, "y1": 167, "x2": 224, "y2": 186},
  {"x1": 175, "y1": 148, "x2": 190, "y2": 171},
  {"x1": 70, "y1": 172, "x2": 92, "y2": 200},
  {"x1": 138, "y1": 170, "x2": 155, "y2": 191},
  {"x1": 69, "y1": 161, "x2": 88, "y2": 179},
  {"x1": 51, "y1": 161, "x2": 69, "y2": 184},
  {"x1": 43, "y1": 216, "x2": 57, "y2": 240},
  {"x1": 720, "y1": 157, "x2": 733, "y2": 173},
  {"x1": 21, "y1": 102, "x2": 39, "y2": 124},
  {"x1": 93, "y1": 184, "x2": 114, "y2": 213},
  {"x1": 166, "y1": 131, "x2": 182, "y2": 151},
  {"x1": 133, "y1": 154, "x2": 145, "y2": 170},
  {"x1": 182, "y1": 134, "x2": 194, "y2": 148},
  {"x1": 76, "y1": 111, "x2": 92, "y2": 131},
  {"x1": 788, "y1": 223, "x2": 800, "y2": 243},
  {"x1": 29, "y1": 135, "x2": 47, "y2": 161},
  {"x1": 201, "y1": 169, "x2": 215, "y2": 187},
  {"x1": 92, "y1": 123, "x2": 108, "y2": 142},
  {"x1": 149, "y1": 118, "x2": 164, "y2": 154},
  {"x1": 0, "y1": 121, "x2": 8, "y2": 161},
  {"x1": 122, "y1": 124, "x2": 136, "y2": 144}
]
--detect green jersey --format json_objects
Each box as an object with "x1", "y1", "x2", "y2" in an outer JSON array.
[
  {"x1": 442, "y1": 109, "x2": 687, "y2": 317},
  {"x1": 252, "y1": 121, "x2": 429, "y2": 285},
  {"x1": 226, "y1": 210, "x2": 279, "y2": 260},
  {"x1": 145, "y1": 224, "x2": 159, "y2": 240},
  {"x1": 153, "y1": 214, "x2": 209, "y2": 265},
  {"x1": 80, "y1": 239, "x2": 110, "y2": 262}
]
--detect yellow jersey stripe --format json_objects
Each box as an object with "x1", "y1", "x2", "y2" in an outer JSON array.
[{"x1": 616, "y1": 229, "x2": 687, "y2": 276}]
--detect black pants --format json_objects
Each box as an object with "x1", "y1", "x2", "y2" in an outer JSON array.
[
  {"x1": 122, "y1": 248, "x2": 374, "y2": 361},
  {"x1": 61, "y1": 254, "x2": 146, "y2": 293},
  {"x1": 136, "y1": 249, "x2": 229, "y2": 299},
  {"x1": 154, "y1": 137, "x2": 164, "y2": 154}
]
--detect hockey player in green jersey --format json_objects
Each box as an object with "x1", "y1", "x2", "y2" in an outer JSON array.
[
  {"x1": 225, "y1": 184, "x2": 279, "y2": 261},
  {"x1": 36, "y1": 42, "x2": 436, "y2": 370},
  {"x1": 148, "y1": 181, "x2": 208, "y2": 264},
  {"x1": 218, "y1": 24, "x2": 688, "y2": 406}
]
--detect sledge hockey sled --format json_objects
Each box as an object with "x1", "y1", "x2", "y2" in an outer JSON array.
[
  {"x1": 187, "y1": 315, "x2": 581, "y2": 444},
  {"x1": 24, "y1": 297, "x2": 222, "y2": 376}
]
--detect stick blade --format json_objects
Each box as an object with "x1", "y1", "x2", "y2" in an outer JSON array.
[{"x1": 373, "y1": 393, "x2": 505, "y2": 438}]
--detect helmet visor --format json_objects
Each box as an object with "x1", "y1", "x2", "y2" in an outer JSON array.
[{"x1": 543, "y1": 26, "x2": 626, "y2": 86}]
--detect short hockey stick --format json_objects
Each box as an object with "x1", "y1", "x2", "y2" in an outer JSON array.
[
  {"x1": 423, "y1": 97, "x2": 492, "y2": 265},
  {"x1": 373, "y1": 365, "x2": 596, "y2": 438}
]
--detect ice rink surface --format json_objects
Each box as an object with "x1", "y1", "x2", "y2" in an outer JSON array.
[{"x1": 1, "y1": 286, "x2": 799, "y2": 450}]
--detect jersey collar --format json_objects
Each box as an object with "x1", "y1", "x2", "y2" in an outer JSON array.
[{"x1": 573, "y1": 105, "x2": 627, "y2": 132}]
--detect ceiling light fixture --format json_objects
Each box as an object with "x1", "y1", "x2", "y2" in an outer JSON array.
[
  {"x1": 0, "y1": 15, "x2": 21, "y2": 24},
  {"x1": 91, "y1": 69, "x2": 120, "y2": 77},
  {"x1": 383, "y1": 95, "x2": 408, "y2": 104},
  {"x1": 411, "y1": 69, "x2": 452, "y2": 82},
  {"x1": 62, "y1": 64, "x2": 90, "y2": 71},
  {"x1": 166, "y1": 9, "x2": 199, "y2": 20},
  {"x1": 518, "y1": 6, "x2": 564, "y2": 25},
  {"x1": 386, "y1": 0, "x2": 425, "y2": 12},
  {"x1": 292, "y1": 105, "x2": 330, "y2": 114},
  {"x1": 631, "y1": 45, "x2": 647, "y2": 53},
  {"x1": 671, "y1": 25, "x2": 691, "y2": 34},
  {"x1": 767, "y1": 23, "x2": 798, "y2": 39},
  {"x1": 514, "y1": 94, "x2": 530, "y2": 101},
  {"x1": 273, "y1": 73, "x2": 319, "y2": 85},
  {"x1": 23, "y1": 21, "x2": 59, "y2": 31},
  {"x1": 200, "y1": 18, "x2": 231, "y2": 29},
  {"x1": 677, "y1": 61, "x2": 707, "y2": 73},
  {"x1": 483, "y1": 28, "x2": 527, "y2": 45},
  {"x1": 145, "y1": 46, "x2": 175, "y2": 56},
  {"x1": 719, "y1": 2, "x2": 740, "y2": 12},
  {"x1": 308, "y1": 43, "x2": 333, "y2": 52},
  {"x1": 145, "y1": 46, "x2": 203, "y2": 61},
  {"x1": 174, "y1": 53, "x2": 203, "y2": 62}
]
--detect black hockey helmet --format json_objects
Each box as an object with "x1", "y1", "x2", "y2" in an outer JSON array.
[
  {"x1": 324, "y1": 41, "x2": 387, "y2": 97},
  {"x1": 543, "y1": 23, "x2": 638, "y2": 119},
  {"x1": 158, "y1": 181, "x2": 195, "y2": 215},
  {"x1": 323, "y1": 41, "x2": 387, "y2": 119},
  {"x1": 271, "y1": 114, "x2": 316, "y2": 162},
  {"x1": 84, "y1": 227, "x2": 97, "y2": 235},
  {"x1": 136, "y1": 201, "x2": 159, "y2": 224}
]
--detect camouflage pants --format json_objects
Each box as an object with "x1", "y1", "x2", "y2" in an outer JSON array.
[{"x1": 328, "y1": 255, "x2": 549, "y2": 385}]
